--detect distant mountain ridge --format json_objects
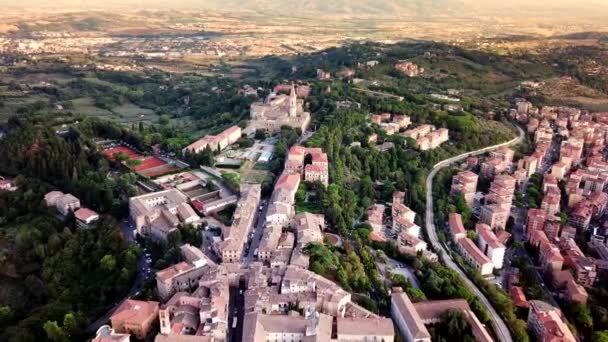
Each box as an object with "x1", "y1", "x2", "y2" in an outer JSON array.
[{"x1": 3, "y1": 0, "x2": 608, "y2": 18}]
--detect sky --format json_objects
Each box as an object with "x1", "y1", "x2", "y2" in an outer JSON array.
[{"x1": 2, "y1": 0, "x2": 608, "y2": 18}]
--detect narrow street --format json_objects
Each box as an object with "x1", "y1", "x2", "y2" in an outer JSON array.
[{"x1": 243, "y1": 198, "x2": 269, "y2": 265}]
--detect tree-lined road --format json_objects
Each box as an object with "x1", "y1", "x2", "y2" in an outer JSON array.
[{"x1": 425, "y1": 125, "x2": 524, "y2": 342}]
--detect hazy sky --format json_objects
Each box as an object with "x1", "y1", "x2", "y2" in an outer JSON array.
[{"x1": 2, "y1": 0, "x2": 608, "y2": 18}]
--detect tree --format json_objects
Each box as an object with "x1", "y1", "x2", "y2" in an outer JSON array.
[
  {"x1": 62, "y1": 312, "x2": 77, "y2": 335},
  {"x1": 0, "y1": 306, "x2": 13, "y2": 326},
  {"x1": 158, "y1": 115, "x2": 170, "y2": 125},
  {"x1": 559, "y1": 212, "x2": 569, "y2": 225},
  {"x1": 437, "y1": 309, "x2": 473, "y2": 340},
  {"x1": 254, "y1": 129, "x2": 267, "y2": 140},
  {"x1": 43, "y1": 321, "x2": 69, "y2": 342},
  {"x1": 512, "y1": 319, "x2": 530, "y2": 342},
  {"x1": 571, "y1": 303, "x2": 594, "y2": 332},
  {"x1": 100, "y1": 255, "x2": 117, "y2": 273},
  {"x1": 237, "y1": 137, "x2": 255, "y2": 148},
  {"x1": 593, "y1": 331, "x2": 608, "y2": 342},
  {"x1": 167, "y1": 229, "x2": 183, "y2": 247},
  {"x1": 114, "y1": 152, "x2": 129, "y2": 162},
  {"x1": 126, "y1": 159, "x2": 142, "y2": 167}
]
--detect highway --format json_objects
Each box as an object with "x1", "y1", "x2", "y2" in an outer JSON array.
[{"x1": 425, "y1": 124, "x2": 524, "y2": 342}]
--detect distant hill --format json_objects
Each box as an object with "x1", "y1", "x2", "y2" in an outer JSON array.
[{"x1": 3, "y1": 0, "x2": 608, "y2": 19}]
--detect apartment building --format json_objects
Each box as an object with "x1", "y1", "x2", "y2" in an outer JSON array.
[
  {"x1": 450, "y1": 170, "x2": 478, "y2": 208},
  {"x1": 402, "y1": 125, "x2": 449, "y2": 151},
  {"x1": 476, "y1": 223, "x2": 506, "y2": 269},
  {"x1": 527, "y1": 301, "x2": 575, "y2": 342},
  {"x1": 457, "y1": 238, "x2": 494, "y2": 276},
  {"x1": 448, "y1": 213, "x2": 467, "y2": 241}
]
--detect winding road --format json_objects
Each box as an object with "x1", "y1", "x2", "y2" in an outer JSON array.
[{"x1": 425, "y1": 124, "x2": 524, "y2": 342}]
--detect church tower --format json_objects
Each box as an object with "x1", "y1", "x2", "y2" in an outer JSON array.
[{"x1": 289, "y1": 83, "x2": 297, "y2": 117}]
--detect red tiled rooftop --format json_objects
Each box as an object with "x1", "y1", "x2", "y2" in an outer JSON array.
[
  {"x1": 459, "y1": 238, "x2": 493, "y2": 266},
  {"x1": 111, "y1": 299, "x2": 159, "y2": 325},
  {"x1": 449, "y1": 213, "x2": 466, "y2": 236},
  {"x1": 477, "y1": 224, "x2": 504, "y2": 249},
  {"x1": 510, "y1": 286, "x2": 529, "y2": 308},
  {"x1": 311, "y1": 153, "x2": 328, "y2": 163},
  {"x1": 288, "y1": 145, "x2": 305, "y2": 156},
  {"x1": 305, "y1": 164, "x2": 328, "y2": 173},
  {"x1": 369, "y1": 231, "x2": 387, "y2": 242},
  {"x1": 74, "y1": 207, "x2": 98, "y2": 221},
  {"x1": 276, "y1": 173, "x2": 300, "y2": 191},
  {"x1": 496, "y1": 230, "x2": 512, "y2": 245},
  {"x1": 156, "y1": 262, "x2": 192, "y2": 282}
]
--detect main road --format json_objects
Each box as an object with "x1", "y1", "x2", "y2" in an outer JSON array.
[{"x1": 425, "y1": 124, "x2": 524, "y2": 342}]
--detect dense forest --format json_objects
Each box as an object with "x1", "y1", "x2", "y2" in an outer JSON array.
[
  {"x1": 0, "y1": 178, "x2": 138, "y2": 341},
  {"x1": 0, "y1": 116, "x2": 140, "y2": 341}
]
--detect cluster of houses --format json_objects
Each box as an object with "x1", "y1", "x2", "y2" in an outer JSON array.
[
  {"x1": 367, "y1": 191, "x2": 437, "y2": 261},
  {"x1": 111, "y1": 133, "x2": 409, "y2": 341},
  {"x1": 403, "y1": 124, "x2": 449, "y2": 151},
  {"x1": 369, "y1": 113, "x2": 449, "y2": 151},
  {"x1": 512, "y1": 104, "x2": 608, "y2": 309},
  {"x1": 439, "y1": 100, "x2": 608, "y2": 342},
  {"x1": 370, "y1": 112, "x2": 411, "y2": 135},
  {"x1": 44, "y1": 191, "x2": 99, "y2": 227},
  {"x1": 256, "y1": 145, "x2": 330, "y2": 265},
  {"x1": 448, "y1": 212, "x2": 507, "y2": 277}
]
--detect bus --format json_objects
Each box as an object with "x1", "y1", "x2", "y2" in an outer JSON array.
[{"x1": 232, "y1": 317, "x2": 238, "y2": 329}]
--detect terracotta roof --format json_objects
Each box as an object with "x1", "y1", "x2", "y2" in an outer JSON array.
[
  {"x1": 304, "y1": 164, "x2": 327, "y2": 173},
  {"x1": 304, "y1": 147, "x2": 323, "y2": 155},
  {"x1": 275, "y1": 173, "x2": 301, "y2": 192},
  {"x1": 288, "y1": 145, "x2": 305, "y2": 157},
  {"x1": 311, "y1": 153, "x2": 328, "y2": 163},
  {"x1": 391, "y1": 291, "x2": 431, "y2": 340},
  {"x1": 510, "y1": 286, "x2": 528, "y2": 308},
  {"x1": 224, "y1": 125, "x2": 241, "y2": 136},
  {"x1": 336, "y1": 316, "x2": 394, "y2": 337},
  {"x1": 111, "y1": 300, "x2": 159, "y2": 326},
  {"x1": 156, "y1": 262, "x2": 192, "y2": 282},
  {"x1": 74, "y1": 208, "x2": 99, "y2": 222},
  {"x1": 477, "y1": 224, "x2": 505, "y2": 249},
  {"x1": 369, "y1": 231, "x2": 387, "y2": 242},
  {"x1": 449, "y1": 213, "x2": 466, "y2": 237},
  {"x1": 496, "y1": 230, "x2": 512, "y2": 245},
  {"x1": 459, "y1": 238, "x2": 493, "y2": 266},
  {"x1": 413, "y1": 299, "x2": 470, "y2": 321}
]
